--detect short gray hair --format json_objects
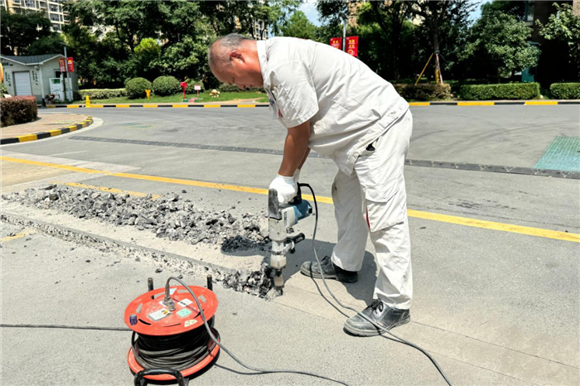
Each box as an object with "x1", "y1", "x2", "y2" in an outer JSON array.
[{"x1": 208, "y1": 33, "x2": 255, "y2": 70}]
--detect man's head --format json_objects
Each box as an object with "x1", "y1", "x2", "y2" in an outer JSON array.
[{"x1": 208, "y1": 33, "x2": 263, "y2": 89}]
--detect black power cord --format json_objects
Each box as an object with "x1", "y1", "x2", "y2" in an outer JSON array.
[
  {"x1": 167, "y1": 276, "x2": 350, "y2": 386},
  {"x1": 300, "y1": 183, "x2": 453, "y2": 386},
  {"x1": 132, "y1": 323, "x2": 218, "y2": 371}
]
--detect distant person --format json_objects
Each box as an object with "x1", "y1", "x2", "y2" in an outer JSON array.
[{"x1": 208, "y1": 34, "x2": 413, "y2": 336}]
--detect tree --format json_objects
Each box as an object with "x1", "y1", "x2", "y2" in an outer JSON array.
[
  {"x1": 411, "y1": 0, "x2": 475, "y2": 80},
  {"x1": 280, "y1": 10, "x2": 319, "y2": 40},
  {"x1": 537, "y1": 2, "x2": 580, "y2": 79},
  {"x1": 357, "y1": 1, "x2": 414, "y2": 80},
  {"x1": 0, "y1": 9, "x2": 54, "y2": 55},
  {"x1": 199, "y1": 0, "x2": 300, "y2": 39},
  {"x1": 484, "y1": 1, "x2": 527, "y2": 21},
  {"x1": 465, "y1": 6, "x2": 540, "y2": 79},
  {"x1": 25, "y1": 34, "x2": 65, "y2": 56}
]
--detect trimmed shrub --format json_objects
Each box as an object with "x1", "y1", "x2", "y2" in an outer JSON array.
[
  {"x1": 152, "y1": 76, "x2": 180, "y2": 96},
  {"x1": 1, "y1": 82, "x2": 8, "y2": 97},
  {"x1": 125, "y1": 78, "x2": 152, "y2": 99},
  {"x1": 393, "y1": 83, "x2": 451, "y2": 101},
  {"x1": 550, "y1": 83, "x2": 580, "y2": 99},
  {"x1": 460, "y1": 83, "x2": 540, "y2": 100},
  {"x1": 1, "y1": 96, "x2": 38, "y2": 127},
  {"x1": 218, "y1": 83, "x2": 265, "y2": 93},
  {"x1": 78, "y1": 88, "x2": 127, "y2": 100}
]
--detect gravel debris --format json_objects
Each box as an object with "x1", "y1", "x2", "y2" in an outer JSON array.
[
  {"x1": 2, "y1": 185, "x2": 277, "y2": 298},
  {"x1": 2, "y1": 185, "x2": 270, "y2": 252}
]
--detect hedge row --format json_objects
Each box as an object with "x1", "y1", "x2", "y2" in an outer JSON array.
[
  {"x1": 459, "y1": 83, "x2": 540, "y2": 100},
  {"x1": 1, "y1": 96, "x2": 38, "y2": 127},
  {"x1": 78, "y1": 88, "x2": 127, "y2": 100},
  {"x1": 393, "y1": 83, "x2": 451, "y2": 101},
  {"x1": 550, "y1": 83, "x2": 580, "y2": 99}
]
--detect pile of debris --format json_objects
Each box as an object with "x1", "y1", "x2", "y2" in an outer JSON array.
[{"x1": 2, "y1": 185, "x2": 270, "y2": 252}]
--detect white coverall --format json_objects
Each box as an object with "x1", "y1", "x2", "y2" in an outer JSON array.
[{"x1": 258, "y1": 37, "x2": 413, "y2": 310}]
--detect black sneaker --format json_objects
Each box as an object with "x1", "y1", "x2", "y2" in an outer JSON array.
[
  {"x1": 344, "y1": 300, "x2": 410, "y2": 337},
  {"x1": 300, "y1": 256, "x2": 358, "y2": 283}
]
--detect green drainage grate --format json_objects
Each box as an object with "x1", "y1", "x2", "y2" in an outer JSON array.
[{"x1": 534, "y1": 136, "x2": 580, "y2": 173}]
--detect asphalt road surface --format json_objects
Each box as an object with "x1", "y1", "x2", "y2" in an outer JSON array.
[{"x1": 1, "y1": 105, "x2": 578, "y2": 386}]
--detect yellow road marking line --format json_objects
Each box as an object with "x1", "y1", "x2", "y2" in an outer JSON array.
[
  {"x1": 66, "y1": 105, "x2": 80, "y2": 108},
  {"x1": 407, "y1": 210, "x2": 579, "y2": 243},
  {"x1": 144, "y1": 105, "x2": 158, "y2": 108},
  {"x1": 46, "y1": 105, "x2": 56, "y2": 108},
  {"x1": 525, "y1": 101, "x2": 558, "y2": 106},
  {"x1": 457, "y1": 101, "x2": 495, "y2": 106},
  {"x1": 203, "y1": 105, "x2": 221, "y2": 108},
  {"x1": 17, "y1": 134, "x2": 37, "y2": 142},
  {"x1": 172, "y1": 104, "x2": 188, "y2": 108},
  {"x1": 1, "y1": 156, "x2": 578, "y2": 243},
  {"x1": 63, "y1": 182, "x2": 162, "y2": 199},
  {"x1": 48, "y1": 130, "x2": 62, "y2": 136},
  {"x1": 0, "y1": 156, "x2": 110, "y2": 175},
  {"x1": 116, "y1": 104, "x2": 130, "y2": 108},
  {"x1": 237, "y1": 104, "x2": 256, "y2": 108},
  {"x1": 88, "y1": 105, "x2": 104, "y2": 108},
  {"x1": 1, "y1": 229, "x2": 36, "y2": 243},
  {"x1": 409, "y1": 102, "x2": 430, "y2": 106}
]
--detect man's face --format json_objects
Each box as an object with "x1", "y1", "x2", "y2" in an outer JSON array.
[{"x1": 211, "y1": 49, "x2": 263, "y2": 89}]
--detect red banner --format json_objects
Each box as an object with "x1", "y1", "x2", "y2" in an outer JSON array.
[
  {"x1": 346, "y1": 36, "x2": 359, "y2": 57},
  {"x1": 67, "y1": 57, "x2": 74, "y2": 72},
  {"x1": 59, "y1": 58, "x2": 66, "y2": 72},
  {"x1": 329, "y1": 37, "x2": 342, "y2": 50}
]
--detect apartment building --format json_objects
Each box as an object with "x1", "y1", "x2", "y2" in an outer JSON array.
[{"x1": 1, "y1": 0, "x2": 68, "y2": 32}]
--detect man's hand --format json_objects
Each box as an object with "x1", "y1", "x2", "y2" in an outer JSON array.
[{"x1": 269, "y1": 174, "x2": 298, "y2": 204}]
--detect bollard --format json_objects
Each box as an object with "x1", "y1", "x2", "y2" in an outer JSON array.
[{"x1": 85, "y1": 95, "x2": 91, "y2": 107}]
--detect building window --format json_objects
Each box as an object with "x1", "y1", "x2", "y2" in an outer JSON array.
[
  {"x1": 25, "y1": 0, "x2": 35, "y2": 7},
  {"x1": 49, "y1": 4, "x2": 57, "y2": 12},
  {"x1": 13, "y1": 0, "x2": 21, "y2": 4},
  {"x1": 50, "y1": 13, "x2": 59, "y2": 21},
  {"x1": 51, "y1": 23, "x2": 60, "y2": 31}
]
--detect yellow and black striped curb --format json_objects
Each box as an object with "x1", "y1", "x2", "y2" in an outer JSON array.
[
  {"x1": 41, "y1": 100, "x2": 579, "y2": 109},
  {"x1": 1, "y1": 116, "x2": 93, "y2": 145}
]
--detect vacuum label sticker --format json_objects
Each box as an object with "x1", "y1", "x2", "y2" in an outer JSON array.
[
  {"x1": 148, "y1": 309, "x2": 170, "y2": 321},
  {"x1": 177, "y1": 309, "x2": 192, "y2": 318},
  {"x1": 178, "y1": 299, "x2": 193, "y2": 307},
  {"x1": 184, "y1": 319, "x2": 197, "y2": 327}
]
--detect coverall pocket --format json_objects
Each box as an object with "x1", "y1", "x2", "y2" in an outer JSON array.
[{"x1": 362, "y1": 176, "x2": 407, "y2": 233}]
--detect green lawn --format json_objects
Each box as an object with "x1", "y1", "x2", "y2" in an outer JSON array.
[{"x1": 74, "y1": 91, "x2": 269, "y2": 104}]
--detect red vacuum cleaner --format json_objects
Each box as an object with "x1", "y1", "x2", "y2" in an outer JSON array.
[{"x1": 125, "y1": 275, "x2": 220, "y2": 386}]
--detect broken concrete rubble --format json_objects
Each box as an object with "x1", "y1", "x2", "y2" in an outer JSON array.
[{"x1": 2, "y1": 185, "x2": 277, "y2": 298}]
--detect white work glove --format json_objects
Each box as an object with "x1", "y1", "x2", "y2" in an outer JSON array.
[
  {"x1": 269, "y1": 174, "x2": 298, "y2": 204},
  {"x1": 293, "y1": 168, "x2": 301, "y2": 184}
]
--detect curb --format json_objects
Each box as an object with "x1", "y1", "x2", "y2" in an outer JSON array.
[
  {"x1": 1, "y1": 116, "x2": 93, "y2": 145},
  {"x1": 40, "y1": 100, "x2": 579, "y2": 109},
  {"x1": 45, "y1": 104, "x2": 270, "y2": 109}
]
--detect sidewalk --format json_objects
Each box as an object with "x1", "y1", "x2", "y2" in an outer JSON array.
[{"x1": 1, "y1": 113, "x2": 93, "y2": 145}]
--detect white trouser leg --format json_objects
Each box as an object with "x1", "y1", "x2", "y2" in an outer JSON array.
[
  {"x1": 330, "y1": 170, "x2": 368, "y2": 272},
  {"x1": 355, "y1": 111, "x2": 414, "y2": 310}
]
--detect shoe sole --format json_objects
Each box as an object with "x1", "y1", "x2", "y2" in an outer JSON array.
[
  {"x1": 343, "y1": 316, "x2": 410, "y2": 337},
  {"x1": 299, "y1": 265, "x2": 358, "y2": 283}
]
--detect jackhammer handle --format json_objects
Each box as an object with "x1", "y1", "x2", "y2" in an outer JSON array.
[
  {"x1": 134, "y1": 368, "x2": 186, "y2": 386},
  {"x1": 288, "y1": 233, "x2": 306, "y2": 253}
]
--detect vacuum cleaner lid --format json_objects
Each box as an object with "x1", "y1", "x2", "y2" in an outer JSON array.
[{"x1": 124, "y1": 285, "x2": 218, "y2": 336}]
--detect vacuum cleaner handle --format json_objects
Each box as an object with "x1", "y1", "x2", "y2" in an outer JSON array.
[{"x1": 134, "y1": 368, "x2": 187, "y2": 386}]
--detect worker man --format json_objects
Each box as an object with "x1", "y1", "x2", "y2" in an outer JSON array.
[{"x1": 208, "y1": 34, "x2": 413, "y2": 336}]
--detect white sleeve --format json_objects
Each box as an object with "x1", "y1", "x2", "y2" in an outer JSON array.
[{"x1": 269, "y1": 61, "x2": 319, "y2": 128}]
